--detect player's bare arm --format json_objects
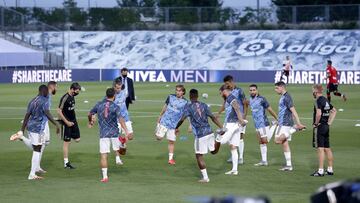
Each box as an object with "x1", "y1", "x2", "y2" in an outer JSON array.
[
  {"x1": 267, "y1": 106, "x2": 278, "y2": 121},
  {"x1": 20, "y1": 112, "x2": 31, "y2": 133},
  {"x1": 57, "y1": 107, "x2": 74, "y2": 127},
  {"x1": 243, "y1": 99, "x2": 249, "y2": 119},
  {"x1": 119, "y1": 117, "x2": 131, "y2": 139},
  {"x1": 216, "y1": 102, "x2": 225, "y2": 119},
  {"x1": 290, "y1": 107, "x2": 306, "y2": 129},
  {"x1": 328, "y1": 108, "x2": 337, "y2": 126},
  {"x1": 230, "y1": 100, "x2": 246, "y2": 126},
  {"x1": 175, "y1": 115, "x2": 186, "y2": 130},
  {"x1": 157, "y1": 104, "x2": 167, "y2": 123},
  {"x1": 87, "y1": 112, "x2": 95, "y2": 128},
  {"x1": 45, "y1": 110, "x2": 61, "y2": 135},
  {"x1": 209, "y1": 115, "x2": 223, "y2": 129},
  {"x1": 313, "y1": 108, "x2": 322, "y2": 127}
]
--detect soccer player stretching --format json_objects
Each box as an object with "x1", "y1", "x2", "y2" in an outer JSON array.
[
  {"x1": 217, "y1": 75, "x2": 248, "y2": 165},
  {"x1": 274, "y1": 81, "x2": 306, "y2": 171},
  {"x1": 218, "y1": 85, "x2": 247, "y2": 175},
  {"x1": 311, "y1": 84, "x2": 336, "y2": 177},
  {"x1": 12, "y1": 81, "x2": 58, "y2": 173},
  {"x1": 326, "y1": 60, "x2": 347, "y2": 102},
  {"x1": 175, "y1": 89, "x2": 224, "y2": 183},
  {"x1": 57, "y1": 82, "x2": 81, "y2": 169},
  {"x1": 113, "y1": 79, "x2": 134, "y2": 165},
  {"x1": 10, "y1": 85, "x2": 60, "y2": 180},
  {"x1": 88, "y1": 88, "x2": 130, "y2": 182},
  {"x1": 249, "y1": 84, "x2": 278, "y2": 166},
  {"x1": 155, "y1": 85, "x2": 188, "y2": 165}
]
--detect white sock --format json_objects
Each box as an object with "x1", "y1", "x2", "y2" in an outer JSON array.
[
  {"x1": 200, "y1": 169, "x2": 208, "y2": 180},
  {"x1": 30, "y1": 151, "x2": 41, "y2": 176},
  {"x1": 168, "y1": 153, "x2": 174, "y2": 161},
  {"x1": 284, "y1": 151, "x2": 292, "y2": 166},
  {"x1": 37, "y1": 145, "x2": 45, "y2": 170},
  {"x1": 327, "y1": 167, "x2": 333, "y2": 172},
  {"x1": 22, "y1": 136, "x2": 33, "y2": 150},
  {"x1": 318, "y1": 168, "x2": 324, "y2": 174},
  {"x1": 101, "y1": 168, "x2": 108, "y2": 179},
  {"x1": 260, "y1": 144, "x2": 267, "y2": 162},
  {"x1": 238, "y1": 139, "x2": 244, "y2": 160},
  {"x1": 116, "y1": 156, "x2": 121, "y2": 163},
  {"x1": 231, "y1": 149, "x2": 238, "y2": 171},
  {"x1": 64, "y1": 158, "x2": 69, "y2": 166}
]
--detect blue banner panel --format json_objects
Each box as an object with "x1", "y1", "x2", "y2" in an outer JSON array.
[{"x1": 1, "y1": 69, "x2": 360, "y2": 84}]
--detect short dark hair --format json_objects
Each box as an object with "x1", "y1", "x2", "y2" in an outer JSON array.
[
  {"x1": 176, "y1": 84, "x2": 186, "y2": 94},
  {"x1": 121, "y1": 67, "x2": 128, "y2": 72},
  {"x1": 70, "y1": 82, "x2": 81, "y2": 90},
  {"x1": 113, "y1": 78, "x2": 122, "y2": 87},
  {"x1": 249, "y1": 84, "x2": 258, "y2": 89},
  {"x1": 223, "y1": 75, "x2": 233, "y2": 83},
  {"x1": 47, "y1": 81, "x2": 57, "y2": 86},
  {"x1": 327, "y1": 60, "x2": 332, "y2": 65},
  {"x1": 189, "y1": 89, "x2": 198, "y2": 99},
  {"x1": 39, "y1": 84, "x2": 48, "y2": 92},
  {"x1": 106, "y1": 88, "x2": 115, "y2": 98},
  {"x1": 275, "y1": 81, "x2": 286, "y2": 87},
  {"x1": 219, "y1": 84, "x2": 231, "y2": 92}
]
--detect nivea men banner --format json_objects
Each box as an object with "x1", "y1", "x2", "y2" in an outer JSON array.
[{"x1": 1, "y1": 69, "x2": 360, "y2": 84}]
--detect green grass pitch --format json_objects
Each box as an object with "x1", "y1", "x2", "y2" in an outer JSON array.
[{"x1": 0, "y1": 82, "x2": 359, "y2": 203}]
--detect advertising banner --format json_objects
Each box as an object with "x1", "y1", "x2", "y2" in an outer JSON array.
[{"x1": 1, "y1": 69, "x2": 359, "y2": 84}]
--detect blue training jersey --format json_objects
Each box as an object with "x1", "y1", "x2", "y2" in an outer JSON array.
[
  {"x1": 249, "y1": 95, "x2": 270, "y2": 129},
  {"x1": 160, "y1": 94, "x2": 188, "y2": 129},
  {"x1": 278, "y1": 92, "x2": 294, "y2": 126},
  {"x1": 90, "y1": 99, "x2": 122, "y2": 138},
  {"x1": 231, "y1": 87, "x2": 246, "y2": 114},
  {"x1": 224, "y1": 94, "x2": 239, "y2": 123},
  {"x1": 27, "y1": 95, "x2": 49, "y2": 133},
  {"x1": 183, "y1": 101, "x2": 214, "y2": 138},
  {"x1": 114, "y1": 91, "x2": 130, "y2": 122}
]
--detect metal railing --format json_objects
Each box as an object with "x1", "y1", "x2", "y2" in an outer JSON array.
[{"x1": 0, "y1": 6, "x2": 64, "y2": 68}]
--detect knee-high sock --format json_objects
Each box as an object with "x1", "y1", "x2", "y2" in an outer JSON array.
[
  {"x1": 284, "y1": 151, "x2": 291, "y2": 166},
  {"x1": 30, "y1": 151, "x2": 41, "y2": 176},
  {"x1": 37, "y1": 145, "x2": 45, "y2": 170},
  {"x1": 260, "y1": 144, "x2": 267, "y2": 162},
  {"x1": 238, "y1": 139, "x2": 244, "y2": 160},
  {"x1": 231, "y1": 149, "x2": 238, "y2": 171}
]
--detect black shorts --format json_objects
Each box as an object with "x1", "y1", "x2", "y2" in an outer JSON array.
[
  {"x1": 313, "y1": 124, "x2": 329, "y2": 148},
  {"x1": 283, "y1": 70, "x2": 289, "y2": 76},
  {"x1": 327, "y1": 83, "x2": 338, "y2": 92},
  {"x1": 62, "y1": 122, "x2": 80, "y2": 142}
]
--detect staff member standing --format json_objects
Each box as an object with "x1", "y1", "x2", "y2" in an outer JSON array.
[
  {"x1": 311, "y1": 84, "x2": 337, "y2": 177},
  {"x1": 115, "y1": 68, "x2": 135, "y2": 109},
  {"x1": 57, "y1": 82, "x2": 81, "y2": 169}
]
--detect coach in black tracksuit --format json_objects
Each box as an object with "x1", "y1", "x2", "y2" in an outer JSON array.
[
  {"x1": 311, "y1": 84, "x2": 337, "y2": 177},
  {"x1": 115, "y1": 68, "x2": 135, "y2": 109},
  {"x1": 57, "y1": 82, "x2": 81, "y2": 169}
]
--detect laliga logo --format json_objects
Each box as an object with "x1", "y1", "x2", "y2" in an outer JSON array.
[
  {"x1": 236, "y1": 39, "x2": 353, "y2": 57},
  {"x1": 236, "y1": 39, "x2": 273, "y2": 56}
]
